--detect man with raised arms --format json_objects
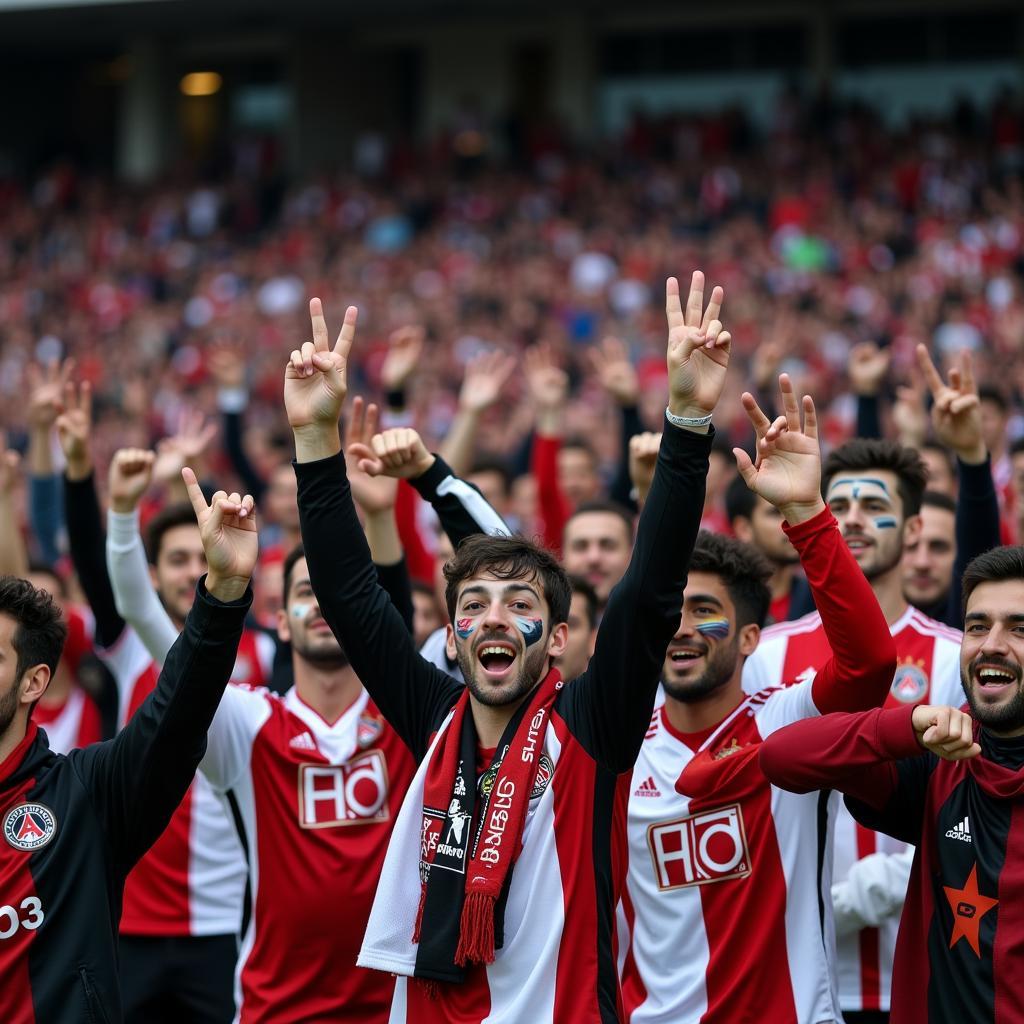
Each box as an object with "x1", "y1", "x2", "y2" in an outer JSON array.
[{"x1": 285, "y1": 272, "x2": 728, "y2": 1023}]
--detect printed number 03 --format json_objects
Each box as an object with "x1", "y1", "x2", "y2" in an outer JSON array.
[{"x1": 0, "y1": 897, "x2": 44, "y2": 939}]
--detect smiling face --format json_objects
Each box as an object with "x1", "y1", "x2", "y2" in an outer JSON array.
[
  {"x1": 661, "y1": 571, "x2": 759, "y2": 704},
  {"x1": 826, "y1": 470, "x2": 918, "y2": 582},
  {"x1": 563, "y1": 511, "x2": 632, "y2": 603},
  {"x1": 961, "y1": 578, "x2": 1024, "y2": 735},
  {"x1": 152, "y1": 524, "x2": 206, "y2": 626},
  {"x1": 445, "y1": 573, "x2": 567, "y2": 707},
  {"x1": 903, "y1": 504, "x2": 955, "y2": 608}
]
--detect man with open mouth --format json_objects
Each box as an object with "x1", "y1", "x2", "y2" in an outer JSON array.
[{"x1": 285, "y1": 269, "x2": 729, "y2": 1023}]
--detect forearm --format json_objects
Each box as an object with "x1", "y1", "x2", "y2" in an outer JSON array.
[
  {"x1": 106, "y1": 509, "x2": 179, "y2": 665},
  {"x1": 28, "y1": 473, "x2": 62, "y2": 565},
  {"x1": 609, "y1": 404, "x2": 642, "y2": 510},
  {"x1": 364, "y1": 508, "x2": 403, "y2": 568},
  {"x1": 376, "y1": 557, "x2": 414, "y2": 635},
  {"x1": 791, "y1": 509, "x2": 898, "y2": 714},
  {"x1": 531, "y1": 434, "x2": 571, "y2": 554},
  {"x1": 855, "y1": 394, "x2": 882, "y2": 440},
  {"x1": 0, "y1": 494, "x2": 28, "y2": 577},
  {"x1": 410, "y1": 453, "x2": 510, "y2": 549},
  {"x1": 946, "y1": 455, "x2": 1001, "y2": 626},
  {"x1": 437, "y1": 408, "x2": 481, "y2": 477},
  {"x1": 220, "y1": 401, "x2": 267, "y2": 501}
]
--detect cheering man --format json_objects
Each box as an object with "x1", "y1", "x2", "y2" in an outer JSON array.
[{"x1": 285, "y1": 272, "x2": 729, "y2": 1022}]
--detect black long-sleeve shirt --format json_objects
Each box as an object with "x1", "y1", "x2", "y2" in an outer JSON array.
[{"x1": 0, "y1": 580, "x2": 250, "y2": 1024}]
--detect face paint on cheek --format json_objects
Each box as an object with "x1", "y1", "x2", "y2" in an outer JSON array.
[
  {"x1": 873, "y1": 516, "x2": 898, "y2": 529},
  {"x1": 455, "y1": 618, "x2": 476, "y2": 640},
  {"x1": 514, "y1": 616, "x2": 544, "y2": 647},
  {"x1": 695, "y1": 618, "x2": 731, "y2": 641},
  {"x1": 291, "y1": 603, "x2": 313, "y2": 619}
]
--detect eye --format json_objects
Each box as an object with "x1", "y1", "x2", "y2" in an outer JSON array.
[
  {"x1": 511, "y1": 601, "x2": 531, "y2": 611},
  {"x1": 695, "y1": 606, "x2": 717, "y2": 616},
  {"x1": 967, "y1": 623, "x2": 988, "y2": 634},
  {"x1": 462, "y1": 601, "x2": 483, "y2": 612}
]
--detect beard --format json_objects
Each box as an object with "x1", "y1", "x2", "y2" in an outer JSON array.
[
  {"x1": 0, "y1": 682, "x2": 19, "y2": 740},
  {"x1": 456, "y1": 633, "x2": 549, "y2": 708},
  {"x1": 962, "y1": 657, "x2": 1024, "y2": 733},
  {"x1": 852, "y1": 534, "x2": 904, "y2": 582},
  {"x1": 662, "y1": 636, "x2": 740, "y2": 704},
  {"x1": 290, "y1": 631, "x2": 350, "y2": 669}
]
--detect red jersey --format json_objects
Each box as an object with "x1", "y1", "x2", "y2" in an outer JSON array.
[
  {"x1": 743, "y1": 605, "x2": 964, "y2": 1012},
  {"x1": 199, "y1": 685, "x2": 416, "y2": 1023}
]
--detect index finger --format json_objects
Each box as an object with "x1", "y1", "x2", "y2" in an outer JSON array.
[
  {"x1": 665, "y1": 277, "x2": 684, "y2": 332},
  {"x1": 334, "y1": 305, "x2": 358, "y2": 359},
  {"x1": 701, "y1": 285, "x2": 723, "y2": 332},
  {"x1": 914, "y1": 343, "x2": 945, "y2": 397},
  {"x1": 959, "y1": 350, "x2": 977, "y2": 395},
  {"x1": 309, "y1": 297, "x2": 330, "y2": 351},
  {"x1": 181, "y1": 467, "x2": 208, "y2": 519},
  {"x1": 685, "y1": 271, "x2": 705, "y2": 329},
  {"x1": 740, "y1": 392, "x2": 773, "y2": 438}
]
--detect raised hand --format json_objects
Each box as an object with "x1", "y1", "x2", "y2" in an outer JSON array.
[
  {"x1": 208, "y1": 341, "x2": 246, "y2": 391},
  {"x1": 55, "y1": 379, "x2": 93, "y2": 481},
  {"x1": 589, "y1": 336, "x2": 639, "y2": 406},
  {"x1": 459, "y1": 349, "x2": 517, "y2": 413},
  {"x1": 733, "y1": 374, "x2": 824, "y2": 525},
  {"x1": 380, "y1": 325, "x2": 425, "y2": 394},
  {"x1": 916, "y1": 344, "x2": 985, "y2": 464},
  {"x1": 848, "y1": 342, "x2": 891, "y2": 397},
  {"x1": 182, "y1": 467, "x2": 257, "y2": 602},
  {"x1": 348, "y1": 427, "x2": 435, "y2": 482},
  {"x1": 285, "y1": 298, "x2": 357, "y2": 459},
  {"x1": 912, "y1": 704, "x2": 980, "y2": 761},
  {"x1": 344, "y1": 396, "x2": 399, "y2": 514},
  {"x1": 109, "y1": 448, "x2": 155, "y2": 513},
  {"x1": 27, "y1": 358, "x2": 74, "y2": 431},
  {"x1": 0, "y1": 432, "x2": 21, "y2": 496},
  {"x1": 666, "y1": 272, "x2": 732, "y2": 425},
  {"x1": 892, "y1": 370, "x2": 928, "y2": 450},
  {"x1": 152, "y1": 409, "x2": 218, "y2": 486},
  {"x1": 628, "y1": 431, "x2": 662, "y2": 506},
  {"x1": 524, "y1": 342, "x2": 568, "y2": 411}
]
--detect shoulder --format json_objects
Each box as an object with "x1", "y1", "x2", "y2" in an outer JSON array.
[
  {"x1": 905, "y1": 609, "x2": 963, "y2": 646},
  {"x1": 759, "y1": 610, "x2": 823, "y2": 642}
]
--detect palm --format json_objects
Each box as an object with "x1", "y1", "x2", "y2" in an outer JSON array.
[
  {"x1": 344, "y1": 397, "x2": 398, "y2": 513},
  {"x1": 56, "y1": 411, "x2": 89, "y2": 462},
  {"x1": 665, "y1": 273, "x2": 731, "y2": 415},
  {"x1": 284, "y1": 299, "x2": 357, "y2": 430},
  {"x1": 916, "y1": 344, "x2": 982, "y2": 457},
  {"x1": 203, "y1": 512, "x2": 258, "y2": 579}
]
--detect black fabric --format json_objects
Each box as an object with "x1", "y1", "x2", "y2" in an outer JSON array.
[
  {"x1": 855, "y1": 394, "x2": 883, "y2": 440},
  {"x1": 376, "y1": 558, "x2": 415, "y2": 636},
  {"x1": 2, "y1": 581, "x2": 250, "y2": 1024},
  {"x1": 120, "y1": 934, "x2": 237, "y2": 1024},
  {"x1": 222, "y1": 409, "x2": 267, "y2": 503},
  {"x1": 609, "y1": 403, "x2": 644, "y2": 511}
]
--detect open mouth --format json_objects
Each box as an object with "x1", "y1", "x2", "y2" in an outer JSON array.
[
  {"x1": 667, "y1": 646, "x2": 706, "y2": 667},
  {"x1": 844, "y1": 537, "x2": 872, "y2": 553},
  {"x1": 974, "y1": 664, "x2": 1019, "y2": 694},
  {"x1": 477, "y1": 642, "x2": 518, "y2": 679}
]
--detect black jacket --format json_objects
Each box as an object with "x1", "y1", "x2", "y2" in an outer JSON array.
[{"x1": 0, "y1": 579, "x2": 249, "y2": 1024}]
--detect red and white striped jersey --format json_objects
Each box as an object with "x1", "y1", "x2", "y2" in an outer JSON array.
[
  {"x1": 742, "y1": 605, "x2": 963, "y2": 1012},
  {"x1": 33, "y1": 686, "x2": 103, "y2": 754},
  {"x1": 98, "y1": 625, "x2": 273, "y2": 937},
  {"x1": 618, "y1": 689, "x2": 843, "y2": 1024},
  {"x1": 199, "y1": 685, "x2": 416, "y2": 1024}
]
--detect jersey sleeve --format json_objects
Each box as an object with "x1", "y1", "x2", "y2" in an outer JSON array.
[
  {"x1": 295, "y1": 453, "x2": 464, "y2": 761},
  {"x1": 750, "y1": 681, "x2": 820, "y2": 738},
  {"x1": 409, "y1": 454, "x2": 510, "y2": 548},
  {"x1": 201, "y1": 685, "x2": 273, "y2": 792},
  {"x1": 832, "y1": 847, "x2": 915, "y2": 936},
  {"x1": 558, "y1": 420, "x2": 711, "y2": 773}
]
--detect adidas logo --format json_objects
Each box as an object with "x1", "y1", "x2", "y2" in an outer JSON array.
[
  {"x1": 945, "y1": 815, "x2": 972, "y2": 843},
  {"x1": 633, "y1": 776, "x2": 661, "y2": 798},
  {"x1": 289, "y1": 732, "x2": 317, "y2": 751}
]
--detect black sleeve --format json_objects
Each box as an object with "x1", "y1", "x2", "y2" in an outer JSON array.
[
  {"x1": 63, "y1": 473, "x2": 125, "y2": 649},
  {"x1": 376, "y1": 557, "x2": 415, "y2": 636},
  {"x1": 69, "y1": 579, "x2": 250, "y2": 873},
  {"x1": 409, "y1": 454, "x2": 511, "y2": 550},
  {"x1": 845, "y1": 752, "x2": 937, "y2": 845},
  {"x1": 943, "y1": 456, "x2": 1001, "y2": 628},
  {"x1": 223, "y1": 410, "x2": 267, "y2": 504},
  {"x1": 296, "y1": 454, "x2": 463, "y2": 761},
  {"x1": 557, "y1": 419, "x2": 712, "y2": 773},
  {"x1": 509, "y1": 429, "x2": 533, "y2": 480},
  {"x1": 609, "y1": 404, "x2": 643, "y2": 511},
  {"x1": 855, "y1": 394, "x2": 883, "y2": 439}
]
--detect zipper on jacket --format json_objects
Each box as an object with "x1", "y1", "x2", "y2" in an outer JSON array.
[{"x1": 77, "y1": 966, "x2": 111, "y2": 1024}]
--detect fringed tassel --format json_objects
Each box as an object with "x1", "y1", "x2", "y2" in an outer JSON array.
[
  {"x1": 454, "y1": 891, "x2": 496, "y2": 966},
  {"x1": 415, "y1": 977, "x2": 441, "y2": 999},
  {"x1": 412, "y1": 884, "x2": 427, "y2": 944}
]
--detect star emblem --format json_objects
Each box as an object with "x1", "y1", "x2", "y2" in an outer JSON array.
[{"x1": 943, "y1": 865, "x2": 998, "y2": 957}]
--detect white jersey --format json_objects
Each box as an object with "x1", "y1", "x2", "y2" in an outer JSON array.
[{"x1": 742, "y1": 605, "x2": 963, "y2": 1012}]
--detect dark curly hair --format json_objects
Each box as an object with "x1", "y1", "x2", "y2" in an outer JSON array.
[
  {"x1": 822, "y1": 438, "x2": 928, "y2": 519},
  {"x1": 0, "y1": 576, "x2": 67, "y2": 684},
  {"x1": 688, "y1": 531, "x2": 773, "y2": 629},
  {"x1": 962, "y1": 546, "x2": 1024, "y2": 610}
]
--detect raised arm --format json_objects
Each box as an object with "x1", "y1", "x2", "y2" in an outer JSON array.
[
  {"x1": 733, "y1": 374, "x2": 897, "y2": 713},
  {"x1": 563, "y1": 272, "x2": 728, "y2": 772},
  {"x1": 71, "y1": 470, "x2": 257, "y2": 872},
  {"x1": 590, "y1": 336, "x2": 643, "y2": 510},
  {"x1": 0, "y1": 438, "x2": 28, "y2": 578},
  {"x1": 287, "y1": 299, "x2": 462, "y2": 758},
  {"x1": 106, "y1": 448, "x2": 179, "y2": 665},
  {"x1": 210, "y1": 342, "x2": 267, "y2": 503}
]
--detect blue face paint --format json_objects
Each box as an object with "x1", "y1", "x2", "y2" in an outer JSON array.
[
  {"x1": 695, "y1": 618, "x2": 731, "y2": 640},
  {"x1": 455, "y1": 618, "x2": 476, "y2": 640},
  {"x1": 829, "y1": 476, "x2": 892, "y2": 496},
  {"x1": 291, "y1": 602, "x2": 313, "y2": 619},
  {"x1": 514, "y1": 616, "x2": 544, "y2": 647},
  {"x1": 873, "y1": 516, "x2": 898, "y2": 529}
]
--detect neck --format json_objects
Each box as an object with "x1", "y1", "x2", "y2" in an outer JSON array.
[
  {"x1": 871, "y1": 565, "x2": 908, "y2": 625},
  {"x1": 0, "y1": 717, "x2": 29, "y2": 773},
  {"x1": 663, "y1": 678, "x2": 745, "y2": 734},
  {"x1": 770, "y1": 563, "x2": 796, "y2": 601},
  {"x1": 291, "y1": 657, "x2": 363, "y2": 724}
]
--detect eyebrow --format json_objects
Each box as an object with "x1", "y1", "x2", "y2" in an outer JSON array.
[
  {"x1": 460, "y1": 583, "x2": 541, "y2": 601},
  {"x1": 828, "y1": 477, "x2": 892, "y2": 494},
  {"x1": 965, "y1": 612, "x2": 1024, "y2": 623},
  {"x1": 685, "y1": 593, "x2": 723, "y2": 607}
]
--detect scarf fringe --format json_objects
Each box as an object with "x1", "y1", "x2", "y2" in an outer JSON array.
[
  {"x1": 454, "y1": 891, "x2": 497, "y2": 966},
  {"x1": 412, "y1": 883, "x2": 427, "y2": 944},
  {"x1": 415, "y1": 977, "x2": 441, "y2": 999}
]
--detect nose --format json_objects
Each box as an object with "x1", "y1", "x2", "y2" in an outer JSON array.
[
  {"x1": 980, "y1": 626, "x2": 1010, "y2": 658},
  {"x1": 672, "y1": 610, "x2": 696, "y2": 643},
  {"x1": 482, "y1": 600, "x2": 510, "y2": 632},
  {"x1": 910, "y1": 543, "x2": 931, "y2": 570},
  {"x1": 841, "y1": 503, "x2": 868, "y2": 531}
]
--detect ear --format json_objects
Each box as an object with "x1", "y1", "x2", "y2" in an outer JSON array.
[
  {"x1": 546, "y1": 621, "x2": 569, "y2": 660},
  {"x1": 587, "y1": 627, "x2": 598, "y2": 658},
  {"x1": 148, "y1": 564, "x2": 160, "y2": 589},
  {"x1": 732, "y1": 517, "x2": 753, "y2": 544},
  {"x1": 20, "y1": 664, "x2": 51, "y2": 706},
  {"x1": 276, "y1": 607, "x2": 291, "y2": 645},
  {"x1": 445, "y1": 623, "x2": 457, "y2": 663},
  {"x1": 738, "y1": 623, "x2": 761, "y2": 659},
  {"x1": 902, "y1": 514, "x2": 923, "y2": 546}
]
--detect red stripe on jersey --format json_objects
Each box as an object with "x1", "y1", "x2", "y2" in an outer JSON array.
[
  {"x1": 0, "y1": 777, "x2": 42, "y2": 1024},
  {"x1": 618, "y1": 863, "x2": 646, "y2": 1019},
  {"x1": 855, "y1": 824, "x2": 881, "y2": 1011},
  {"x1": 405, "y1": 967, "x2": 492, "y2": 1022},
  {"x1": 996, "y1": 803, "x2": 1024, "y2": 1023}
]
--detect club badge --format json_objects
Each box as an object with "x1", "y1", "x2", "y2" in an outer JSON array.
[
  {"x1": 891, "y1": 660, "x2": 929, "y2": 704},
  {"x1": 357, "y1": 713, "x2": 384, "y2": 749},
  {"x1": 4, "y1": 803, "x2": 57, "y2": 851}
]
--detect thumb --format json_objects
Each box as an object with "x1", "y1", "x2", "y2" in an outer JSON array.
[
  {"x1": 733, "y1": 448, "x2": 758, "y2": 489},
  {"x1": 311, "y1": 352, "x2": 344, "y2": 387},
  {"x1": 347, "y1": 442, "x2": 384, "y2": 475}
]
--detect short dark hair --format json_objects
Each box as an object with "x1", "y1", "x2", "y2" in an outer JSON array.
[
  {"x1": 564, "y1": 500, "x2": 635, "y2": 543},
  {"x1": 920, "y1": 441, "x2": 956, "y2": 478},
  {"x1": 921, "y1": 490, "x2": 956, "y2": 515},
  {"x1": 282, "y1": 543, "x2": 306, "y2": 608},
  {"x1": 1010, "y1": 437, "x2": 1024, "y2": 459},
  {"x1": 145, "y1": 502, "x2": 199, "y2": 564},
  {"x1": 469, "y1": 457, "x2": 512, "y2": 496},
  {"x1": 688, "y1": 531, "x2": 772, "y2": 629},
  {"x1": 444, "y1": 534, "x2": 571, "y2": 625},
  {"x1": 561, "y1": 437, "x2": 597, "y2": 467},
  {"x1": 822, "y1": 439, "x2": 928, "y2": 519},
  {"x1": 978, "y1": 386, "x2": 1007, "y2": 413},
  {"x1": 725, "y1": 473, "x2": 757, "y2": 524},
  {"x1": 567, "y1": 574, "x2": 599, "y2": 630},
  {"x1": 962, "y1": 546, "x2": 1024, "y2": 609},
  {"x1": 0, "y1": 576, "x2": 67, "y2": 684},
  {"x1": 26, "y1": 561, "x2": 66, "y2": 599},
  {"x1": 411, "y1": 579, "x2": 436, "y2": 599}
]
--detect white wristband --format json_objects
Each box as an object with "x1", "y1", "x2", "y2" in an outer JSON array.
[{"x1": 665, "y1": 406, "x2": 712, "y2": 428}]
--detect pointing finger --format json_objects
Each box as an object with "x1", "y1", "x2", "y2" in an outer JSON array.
[
  {"x1": 915, "y1": 343, "x2": 944, "y2": 398},
  {"x1": 310, "y1": 297, "x2": 329, "y2": 351},
  {"x1": 740, "y1": 392, "x2": 772, "y2": 437},
  {"x1": 181, "y1": 467, "x2": 208, "y2": 518}
]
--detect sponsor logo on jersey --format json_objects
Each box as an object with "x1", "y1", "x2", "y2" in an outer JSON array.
[
  {"x1": 647, "y1": 803, "x2": 751, "y2": 890},
  {"x1": 945, "y1": 815, "x2": 972, "y2": 843},
  {"x1": 712, "y1": 738, "x2": 744, "y2": 760},
  {"x1": 289, "y1": 731, "x2": 317, "y2": 751},
  {"x1": 297, "y1": 750, "x2": 389, "y2": 828},
  {"x1": 357, "y1": 713, "x2": 384, "y2": 749},
  {"x1": 891, "y1": 659, "x2": 929, "y2": 704},
  {"x1": 530, "y1": 754, "x2": 554, "y2": 799},
  {"x1": 4, "y1": 803, "x2": 57, "y2": 851},
  {"x1": 633, "y1": 776, "x2": 662, "y2": 798}
]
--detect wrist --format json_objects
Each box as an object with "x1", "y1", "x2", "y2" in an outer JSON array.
[
  {"x1": 65, "y1": 457, "x2": 93, "y2": 482},
  {"x1": 110, "y1": 497, "x2": 141, "y2": 514},
  {"x1": 205, "y1": 573, "x2": 250, "y2": 603},
  {"x1": 955, "y1": 443, "x2": 987, "y2": 466},
  {"x1": 665, "y1": 404, "x2": 712, "y2": 435},
  {"x1": 293, "y1": 423, "x2": 341, "y2": 463},
  {"x1": 412, "y1": 453, "x2": 436, "y2": 479},
  {"x1": 779, "y1": 497, "x2": 827, "y2": 527}
]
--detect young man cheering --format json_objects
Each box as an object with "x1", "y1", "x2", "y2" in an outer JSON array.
[{"x1": 285, "y1": 272, "x2": 729, "y2": 1022}]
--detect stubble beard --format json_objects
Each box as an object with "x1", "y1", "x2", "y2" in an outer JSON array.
[{"x1": 662, "y1": 637, "x2": 740, "y2": 704}]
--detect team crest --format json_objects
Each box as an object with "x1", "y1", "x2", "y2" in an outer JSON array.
[
  {"x1": 530, "y1": 754, "x2": 554, "y2": 799},
  {"x1": 357, "y1": 713, "x2": 384, "y2": 749},
  {"x1": 4, "y1": 803, "x2": 56, "y2": 851},
  {"x1": 478, "y1": 763, "x2": 498, "y2": 798},
  {"x1": 891, "y1": 660, "x2": 929, "y2": 704},
  {"x1": 713, "y1": 738, "x2": 744, "y2": 760}
]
